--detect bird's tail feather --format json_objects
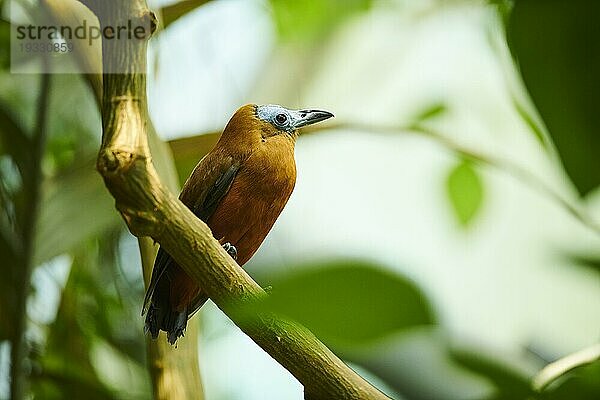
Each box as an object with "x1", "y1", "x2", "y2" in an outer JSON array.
[{"x1": 144, "y1": 302, "x2": 189, "y2": 345}]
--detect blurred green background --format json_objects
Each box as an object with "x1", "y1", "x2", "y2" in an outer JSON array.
[{"x1": 1, "y1": 0, "x2": 599, "y2": 399}]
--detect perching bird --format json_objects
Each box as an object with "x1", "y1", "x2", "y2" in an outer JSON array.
[{"x1": 142, "y1": 104, "x2": 333, "y2": 344}]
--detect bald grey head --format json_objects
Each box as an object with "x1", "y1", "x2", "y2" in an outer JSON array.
[{"x1": 256, "y1": 104, "x2": 334, "y2": 133}]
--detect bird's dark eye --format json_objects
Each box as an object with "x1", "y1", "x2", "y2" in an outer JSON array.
[{"x1": 275, "y1": 113, "x2": 287, "y2": 124}]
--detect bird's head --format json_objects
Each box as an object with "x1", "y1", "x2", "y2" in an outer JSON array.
[
  {"x1": 255, "y1": 104, "x2": 334, "y2": 136},
  {"x1": 219, "y1": 104, "x2": 334, "y2": 148}
]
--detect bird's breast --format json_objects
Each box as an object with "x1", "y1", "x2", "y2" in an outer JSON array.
[{"x1": 207, "y1": 137, "x2": 297, "y2": 265}]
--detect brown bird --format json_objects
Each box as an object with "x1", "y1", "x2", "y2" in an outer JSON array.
[{"x1": 143, "y1": 104, "x2": 333, "y2": 344}]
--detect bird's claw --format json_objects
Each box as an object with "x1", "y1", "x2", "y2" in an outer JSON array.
[{"x1": 222, "y1": 242, "x2": 237, "y2": 260}]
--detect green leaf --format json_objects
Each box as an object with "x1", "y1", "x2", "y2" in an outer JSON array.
[
  {"x1": 34, "y1": 161, "x2": 121, "y2": 265},
  {"x1": 160, "y1": 0, "x2": 211, "y2": 29},
  {"x1": 512, "y1": 97, "x2": 548, "y2": 149},
  {"x1": 451, "y1": 347, "x2": 533, "y2": 400},
  {"x1": 0, "y1": 217, "x2": 18, "y2": 340},
  {"x1": 0, "y1": 99, "x2": 31, "y2": 178},
  {"x1": 446, "y1": 159, "x2": 484, "y2": 227},
  {"x1": 270, "y1": 0, "x2": 372, "y2": 43},
  {"x1": 32, "y1": 367, "x2": 119, "y2": 400},
  {"x1": 564, "y1": 253, "x2": 600, "y2": 277},
  {"x1": 507, "y1": 0, "x2": 600, "y2": 195},
  {"x1": 344, "y1": 328, "x2": 496, "y2": 400},
  {"x1": 147, "y1": 121, "x2": 180, "y2": 194},
  {"x1": 0, "y1": 17, "x2": 10, "y2": 69},
  {"x1": 253, "y1": 260, "x2": 436, "y2": 347},
  {"x1": 412, "y1": 103, "x2": 447, "y2": 125},
  {"x1": 34, "y1": 242, "x2": 141, "y2": 400},
  {"x1": 168, "y1": 132, "x2": 219, "y2": 187}
]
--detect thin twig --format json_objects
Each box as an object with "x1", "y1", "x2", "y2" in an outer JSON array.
[
  {"x1": 413, "y1": 125, "x2": 600, "y2": 236},
  {"x1": 304, "y1": 122, "x2": 600, "y2": 236},
  {"x1": 532, "y1": 343, "x2": 600, "y2": 392}
]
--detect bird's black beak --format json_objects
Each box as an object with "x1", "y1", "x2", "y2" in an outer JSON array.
[{"x1": 292, "y1": 109, "x2": 334, "y2": 129}]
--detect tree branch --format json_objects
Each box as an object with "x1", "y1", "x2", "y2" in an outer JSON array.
[
  {"x1": 532, "y1": 343, "x2": 600, "y2": 392},
  {"x1": 92, "y1": 1, "x2": 389, "y2": 399}
]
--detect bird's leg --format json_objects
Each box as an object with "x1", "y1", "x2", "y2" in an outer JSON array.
[{"x1": 222, "y1": 242, "x2": 237, "y2": 260}]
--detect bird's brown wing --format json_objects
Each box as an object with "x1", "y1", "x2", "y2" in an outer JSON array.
[
  {"x1": 193, "y1": 160, "x2": 240, "y2": 220},
  {"x1": 142, "y1": 156, "x2": 241, "y2": 316}
]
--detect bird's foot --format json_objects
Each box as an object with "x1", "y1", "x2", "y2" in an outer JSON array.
[{"x1": 222, "y1": 242, "x2": 237, "y2": 260}]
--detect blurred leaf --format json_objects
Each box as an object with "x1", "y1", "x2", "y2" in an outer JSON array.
[
  {"x1": 345, "y1": 328, "x2": 495, "y2": 400},
  {"x1": 254, "y1": 260, "x2": 436, "y2": 347},
  {"x1": 168, "y1": 132, "x2": 219, "y2": 186},
  {"x1": 0, "y1": 99, "x2": 31, "y2": 178},
  {"x1": 32, "y1": 368, "x2": 118, "y2": 400},
  {"x1": 35, "y1": 237, "x2": 148, "y2": 399},
  {"x1": 0, "y1": 74, "x2": 39, "y2": 135},
  {"x1": 33, "y1": 248, "x2": 117, "y2": 400},
  {"x1": 34, "y1": 162, "x2": 121, "y2": 265},
  {"x1": 412, "y1": 103, "x2": 447, "y2": 125},
  {"x1": 512, "y1": 97, "x2": 548, "y2": 149},
  {"x1": 0, "y1": 17, "x2": 10, "y2": 69},
  {"x1": 148, "y1": 121, "x2": 180, "y2": 194},
  {"x1": 270, "y1": 0, "x2": 372, "y2": 43},
  {"x1": 160, "y1": 0, "x2": 211, "y2": 29},
  {"x1": 535, "y1": 360, "x2": 600, "y2": 400},
  {"x1": 0, "y1": 220, "x2": 17, "y2": 340},
  {"x1": 565, "y1": 253, "x2": 600, "y2": 277},
  {"x1": 488, "y1": 0, "x2": 513, "y2": 23},
  {"x1": 446, "y1": 159, "x2": 484, "y2": 227},
  {"x1": 42, "y1": 0, "x2": 103, "y2": 104},
  {"x1": 451, "y1": 347, "x2": 533, "y2": 400},
  {"x1": 0, "y1": 103, "x2": 27, "y2": 284},
  {"x1": 45, "y1": 73, "x2": 100, "y2": 175},
  {"x1": 95, "y1": 230, "x2": 147, "y2": 365},
  {"x1": 507, "y1": 0, "x2": 600, "y2": 195}
]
